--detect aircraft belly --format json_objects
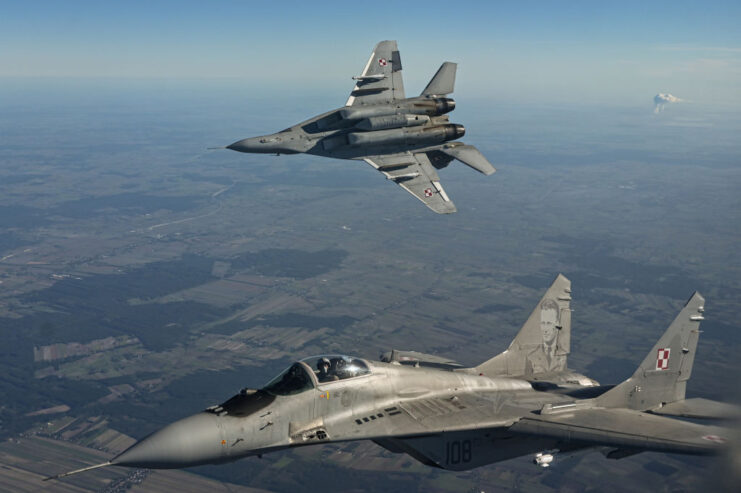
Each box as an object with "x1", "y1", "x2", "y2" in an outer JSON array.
[
  {"x1": 308, "y1": 143, "x2": 423, "y2": 160},
  {"x1": 395, "y1": 430, "x2": 557, "y2": 471}
]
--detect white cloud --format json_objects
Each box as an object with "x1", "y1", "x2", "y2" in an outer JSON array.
[{"x1": 653, "y1": 93, "x2": 683, "y2": 113}]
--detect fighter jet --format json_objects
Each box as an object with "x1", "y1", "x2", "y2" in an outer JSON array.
[
  {"x1": 48, "y1": 275, "x2": 737, "y2": 480},
  {"x1": 224, "y1": 40, "x2": 495, "y2": 214}
]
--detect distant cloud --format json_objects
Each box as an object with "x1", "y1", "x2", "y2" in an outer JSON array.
[{"x1": 653, "y1": 93, "x2": 683, "y2": 113}]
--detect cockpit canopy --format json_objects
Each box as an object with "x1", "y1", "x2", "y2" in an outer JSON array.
[
  {"x1": 261, "y1": 355, "x2": 372, "y2": 396},
  {"x1": 262, "y1": 363, "x2": 314, "y2": 396},
  {"x1": 302, "y1": 355, "x2": 371, "y2": 383}
]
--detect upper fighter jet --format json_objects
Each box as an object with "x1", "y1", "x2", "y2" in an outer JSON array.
[
  {"x1": 48, "y1": 275, "x2": 738, "y2": 480},
  {"x1": 224, "y1": 40, "x2": 495, "y2": 214}
]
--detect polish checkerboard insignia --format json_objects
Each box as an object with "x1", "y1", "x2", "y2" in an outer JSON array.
[
  {"x1": 378, "y1": 58, "x2": 387, "y2": 67},
  {"x1": 423, "y1": 188, "x2": 433, "y2": 197},
  {"x1": 702, "y1": 434, "x2": 727, "y2": 443},
  {"x1": 656, "y1": 348, "x2": 670, "y2": 370}
]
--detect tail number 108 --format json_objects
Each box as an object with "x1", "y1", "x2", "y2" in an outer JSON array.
[{"x1": 445, "y1": 440, "x2": 472, "y2": 465}]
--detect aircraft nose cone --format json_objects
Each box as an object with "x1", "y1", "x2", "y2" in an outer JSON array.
[
  {"x1": 226, "y1": 138, "x2": 252, "y2": 153},
  {"x1": 112, "y1": 412, "x2": 224, "y2": 468}
]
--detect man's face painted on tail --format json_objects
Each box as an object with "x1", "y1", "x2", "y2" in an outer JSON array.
[{"x1": 540, "y1": 305, "x2": 559, "y2": 346}]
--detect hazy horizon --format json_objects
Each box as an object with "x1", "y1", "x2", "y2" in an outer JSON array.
[
  {"x1": 1, "y1": 3, "x2": 739, "y2": 491},
  {"x1": 2, "y1": 1, "x2": 741, "y2": 106}
]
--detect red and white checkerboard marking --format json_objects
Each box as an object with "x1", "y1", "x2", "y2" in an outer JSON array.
[
  {"x1": 423, "y1": 188, "x2": 433, "y2": 197},
  {"x1": 378, "y1": 58, "x2": 387, "y2": 67},
  {"x1": 702, "y1": 434, "x2": 727, "y2": 443},
  {"x1": 656, "y1": 348, "x2": 670, "y2": 370}
]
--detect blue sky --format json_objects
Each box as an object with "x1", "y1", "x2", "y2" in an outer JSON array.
[{"x1": 2, "y1": 1, "x2": 740, "y2": 105}]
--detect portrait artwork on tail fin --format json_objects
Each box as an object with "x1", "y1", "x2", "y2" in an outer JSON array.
[
  {"x1": 525, "y1": 298, "x2": 567, "y2": 374},
  {"x1": 46, "y1": 277, "x2": 738, "y2": 480},
  {"x1": 475, "y1": 274, "x2": 572, "y2": 378}
]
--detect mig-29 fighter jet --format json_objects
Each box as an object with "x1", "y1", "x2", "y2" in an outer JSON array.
[
  {"x1": 224, "y1": 40, "x2": 496, "y2": 214},
  {"x1": 48, "y1": 275, "x2": 738, "y2": 480}
]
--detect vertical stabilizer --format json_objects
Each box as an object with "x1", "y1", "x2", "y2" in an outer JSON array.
[
  {"x1": 421, "y1": 62, "x2": 457, "y2": 96},
  {"x1": 597, "y1": 293, "x2": 705, "y2": 411},
  {"x1": 476, "y1": 274, "x2": 572, "y2": 377}
]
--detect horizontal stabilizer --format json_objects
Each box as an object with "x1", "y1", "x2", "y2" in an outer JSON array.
[
  {"x1": 651, "y1": 398, "x2": 741, "y2": 420},
  {"x1": 440, "y1": 144, "x2": 496, "y2": 175},
  {"x1": 511, "y1": 408, "x2": 729, "y2": 456},
  {"x1": 422, "y1": 62, "x2": 457, "y2": 96}
]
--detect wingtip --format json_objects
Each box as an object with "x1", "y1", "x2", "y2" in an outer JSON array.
[
  {"x1": 687, "y1": 291, "x2": 705, "y2": 308},
  {"x1": 430, "y1": 206, "x2": 457, "y2": 215},
  {"x1": 555, "y1": 273, "x2": 570, "y2": 283}
]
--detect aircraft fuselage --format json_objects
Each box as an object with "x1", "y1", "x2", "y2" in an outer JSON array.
[
  {"x1": 109, "y1": 359, "x2": 599, "y2": 471},
  {"x1": 226, "y1": 97, "x2": 464, "y2": 159}
]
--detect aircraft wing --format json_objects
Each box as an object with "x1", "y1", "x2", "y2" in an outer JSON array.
[
  {"x1": 346, "y1": 40, "x2": 405, "y2": 106},
  {"x1": 509, "y1": 407, "x2": 730, "y2": 456},
  {"x1": 363, "y1": 152, "x2": 457, "y2": 214},
  {"x1": 322, "y1": 394, "x2": 729, "y2": 470},
  {"x1": 324, "y1": 389, "x2": 731, "y2": 454}
]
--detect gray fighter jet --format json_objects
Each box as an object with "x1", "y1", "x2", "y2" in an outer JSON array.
[
  {"x1": 48, "y1": 274, "x2": 737, "y2": 480},
  {"x1": 224, "y1": 40, "x2": 495, "y2": 214}
]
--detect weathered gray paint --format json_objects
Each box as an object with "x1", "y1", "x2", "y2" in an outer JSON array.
[
  {"x1": 223, "y1": 40, "x2": 496, "y2": 214},
  {"x1": 47, "y1": 275, "x2": 737, "y2": 480}
]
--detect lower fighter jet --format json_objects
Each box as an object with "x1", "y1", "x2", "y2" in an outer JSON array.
[
  {"x1": 222, "y1": 40, "x2": 496, "y2": 214},
  {"x1": 48, "y1": 275, "x2": 737, "y2": 479}
]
